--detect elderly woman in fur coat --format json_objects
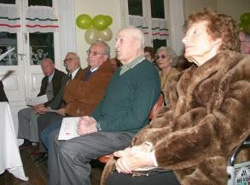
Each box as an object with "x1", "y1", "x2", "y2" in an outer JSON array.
[{"x1": 101, "y1": 8, "x2": 250, "y2": 185}]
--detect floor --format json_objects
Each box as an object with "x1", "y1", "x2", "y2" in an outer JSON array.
[{"x1": 0, "y1": 147, "x2": 103, "y2": 185}]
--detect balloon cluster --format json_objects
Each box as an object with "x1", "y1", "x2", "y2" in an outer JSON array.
[
  {"x1": 239, "y1": 12, "x2": 250, "y2": 34},
  {"x1": 76, "y1": 14, "x2": 113, "y2": 44}
]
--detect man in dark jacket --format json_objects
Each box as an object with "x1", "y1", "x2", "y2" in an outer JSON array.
[
  {"x1": 18, "y1": 58, "x2": 65, "y2": 147},
  {"x1": 34, "y1": 52, "x2": 82, "y2": 162}
]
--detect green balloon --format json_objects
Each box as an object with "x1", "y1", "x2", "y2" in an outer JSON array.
[
  {"x1": 240, "y1": 12, "x2": 250, "y2": 24},
  {"x1": 245, "y1": 24, "x2": 250, "y2": 34},
  {"x1": 105, "y1": 15, "x2": 113, "y2": 26},
  {"x1": 93, "y1": 15, "x2": 108, "y2": 31},
  {"x1": 76, "y1": 14, "x2": 93, "y2": 30},
  {"x1": 239, "y1": 22, "x2": 247, "y2": 31}
]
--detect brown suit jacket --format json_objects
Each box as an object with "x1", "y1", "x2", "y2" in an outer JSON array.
[{"x1": 63, "y1": 60, "x2": 114, "y2": 117}]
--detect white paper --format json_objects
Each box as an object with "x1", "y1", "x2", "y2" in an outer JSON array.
[
  {"x1": 46, "y1": 109, "x2": 59, "y2": 113},
  {"x1": 58, "y1": 117, "x2": 80, "y2": 140},
  {"x1": 26, "y1": 94, "x2": 48, "y2": 106}
]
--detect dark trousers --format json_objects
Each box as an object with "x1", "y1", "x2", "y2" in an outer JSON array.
[
  {"x1": 38, "y1": 113, "x2": 63, "y2": 152},
  {"x1": 106, "y1": 170, "x2": 180, "y2": 185}
]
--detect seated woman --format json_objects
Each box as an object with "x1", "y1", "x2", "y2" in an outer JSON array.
[
  {"x1": 156, "y1": 46, "x2": 180, "y2": 104},
  {"x1": 0, "y1": 80, "x2": 8, "y2": 102},
  {"x1": 101, "y1": 8, "x2": 250, "y2": 185}
]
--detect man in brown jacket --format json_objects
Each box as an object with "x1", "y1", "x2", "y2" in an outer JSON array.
[{"x1": 36, "y1": 41, "x2": 114, "y2": 162}]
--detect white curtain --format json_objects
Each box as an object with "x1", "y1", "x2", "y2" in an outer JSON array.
[
  {"x1": 0, "y1": 4, "x2": 21, "y2": 33},
  {"x1": 129, "y1": 15, "x2": 169, "y2": 44},
  {"x1": 25, "y1": 6, "x2": 59, "y2": 33},
  {"x1": 151, "y1": 18, "x2": 169, "y2": 40}
]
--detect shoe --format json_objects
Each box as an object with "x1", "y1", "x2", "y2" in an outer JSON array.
[
  {"x1": 34, "y1": 153, "x2": 48, "y2": 163},
  {"x1": 19, "y1": 139, "x2": 32, "y2": 150}
]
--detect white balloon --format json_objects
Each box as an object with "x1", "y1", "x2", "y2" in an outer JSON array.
[
  {"x1": 98, "y1": 27, "x2": 113, "y2": 42},
  {"x1": 84, "y1": 27, "x2": 100, "y2": 45}
]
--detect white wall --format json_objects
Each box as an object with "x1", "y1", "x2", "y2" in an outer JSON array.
[
  {"x1": 75, "y1": 0, "x2": 122, "y2": 67},
  {"x1": 184, "y1": 0, "x2": 250, "y2": 23},
  {"x1": 183, "y1": 0, "x2": 217, "y2": 18},
  {"x1": 217, "y1": 0, "x2": 250, "y2": 22}
]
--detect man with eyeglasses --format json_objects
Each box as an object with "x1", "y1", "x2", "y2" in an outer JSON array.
[
  {"x1": 38, "y1": 41, "x2": 114, "y2": 163},
  {"x1": 48, "y1": 27, "x2": 160, "y2": 185},
  {"x1": 33, "y1": 52, "x2": 82, "y2": 162},
  {"x1": 18, "y1": 58, "x2": 66, "y2": 150}
]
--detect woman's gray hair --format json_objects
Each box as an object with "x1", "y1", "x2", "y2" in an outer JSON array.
[{"x1": 156, "y1": 46, "x2": 177, "y2": 63}]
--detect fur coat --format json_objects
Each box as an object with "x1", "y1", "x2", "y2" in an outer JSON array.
[{"x1": 101, "y1": 51, "x2": 250, "y2": 185}]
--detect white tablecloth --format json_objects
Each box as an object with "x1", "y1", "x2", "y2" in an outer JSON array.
[{"x1": 0, "y1": 102, "x2": 28, "y2": 181}]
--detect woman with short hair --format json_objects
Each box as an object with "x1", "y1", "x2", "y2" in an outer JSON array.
[{"x1": 102, "y1": 8, "x2": 250, "y2": 185}]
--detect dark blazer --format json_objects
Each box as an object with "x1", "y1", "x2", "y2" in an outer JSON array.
[
  {"x1": 38, "y1": 68, "x2": 66, "y2": 106},
  {"x1": 0, "y1": 81, "x2": 8, "y2": 102},
  {"x1": 49, "y1": 68, "x2": 82, "y2": 110}
]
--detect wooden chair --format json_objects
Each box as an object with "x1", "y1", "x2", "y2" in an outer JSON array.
[{"x1": 98, "y1": 94, "x2": 165, "y2": 164}]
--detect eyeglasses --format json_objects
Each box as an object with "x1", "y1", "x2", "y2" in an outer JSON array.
[
  {"x1": 63, "y1": 58, "x2": 77, "y2": 64},
  {"x1": 155, "y1": 54, "x2": 171, "y2": 60},
  {"x1": 86, "y1": 50, "x2": 106, "y2": 56}
]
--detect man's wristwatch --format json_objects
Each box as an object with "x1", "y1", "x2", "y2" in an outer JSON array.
[{"x1": 95, "y1": 122, "x2": 101, "y2": 131}]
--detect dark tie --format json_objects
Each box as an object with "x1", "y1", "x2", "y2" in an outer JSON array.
[
  {"x1": 69, "y1": 74, "x2": 72, "y2": 80},
  {"x1": 83, "y1": 70, "x2": 92, "y2": 81}
]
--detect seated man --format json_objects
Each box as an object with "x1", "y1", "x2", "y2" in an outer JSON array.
[
  {"x1": 34, "y1": 52, "x2": 82, "y2": 162},
  {"x1": 48, "y1": 27, "x2": 161, "y2": 185},
  {"x1": 40, "y1": 41, "x2": 115, "y2": 154},
  {"x1": 0, "y1": 80, "x2": 8, "y2": 102},
  {"x1": 18, "y1": 58, "x2": 66, "y2": 148}
]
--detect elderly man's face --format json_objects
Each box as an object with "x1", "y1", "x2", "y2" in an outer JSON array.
[
  {"x1": 182, "y1": 21, "x2": 221, "y2": 66},
  {"x1": 115, "y1": 30, "x2": 137, "y2": 65},
  {"x1": 41, "y1": 59, "x2": 55, "y2": 76},
  {"x1": 64, "y1": 53, "x2": 80, "y2": 73},
  {"x1": 87, "y1": 44, "x2": 108, "y2": 68}
]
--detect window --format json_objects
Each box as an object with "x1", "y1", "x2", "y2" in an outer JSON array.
[
  {"x1": 127, "y1": 0, "x2": 169, "y2": 50},
  {"x1": 0, "y1": 0, "x2": 15, "y2": 4},
  {"x1": 29, "y1": 33, "x2": 54, "y2": 65},
  {"x1": 27, "y1": 0, "x2": 55, "y2": 65},
  {"x1": 0, "y1": 0, "x2": 55, "y2": 66}
]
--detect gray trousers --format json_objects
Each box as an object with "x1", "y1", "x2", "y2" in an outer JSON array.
[
  {"x1": 48, "y1": 129, "x2": 135, "y2": 185},
  {"x1": 18, "y1": 107, "x2": 39, "y2": 142}
]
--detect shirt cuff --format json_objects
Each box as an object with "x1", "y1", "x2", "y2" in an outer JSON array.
[
  {"x1": 143, "y1": 141, "x2": 158, "y2": 167},
  {"x1": 150, "y1": 150, "x2": 158, "y2": 167}
]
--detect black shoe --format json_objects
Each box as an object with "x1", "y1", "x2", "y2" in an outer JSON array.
[
  {"x1": 19, "y1": 139, "x2": 32, "y2": 150},
  {"x1": 34, "y1": 153, "x2": 48, "y2": 163}
]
